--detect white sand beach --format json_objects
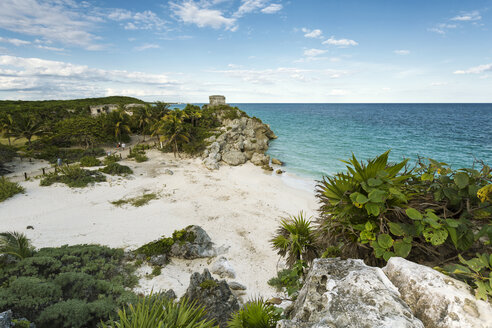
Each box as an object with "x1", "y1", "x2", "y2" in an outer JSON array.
[{"x1": 1, "y1": 149, "x2": 318, "y2": 299}]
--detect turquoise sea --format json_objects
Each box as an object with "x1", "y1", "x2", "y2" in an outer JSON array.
[{"x1": 229, "y1": 103, "x2": 492, "y2": 181}]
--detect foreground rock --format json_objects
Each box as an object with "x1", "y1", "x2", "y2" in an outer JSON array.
[
  {"x1": 184, "y1": 269, "x2": 239, "y2": 327},
  {"x1": 202, "y1": 107, "x2": 277, "y2": 170},
  {"x1": 278, "y1": 258, "x2": 423, "y2": 328},
  {"x1": 170, "y1": 225, "x2": 215, "y2": 259},
  {"x1": 211, "y1": 257, "x2": 236, "y2": 279},
  {"x1": 383, "y1": 257, "x2": 492, "y2": 328},
  {"x1": 0, "y1": 310, "x2": 12, "y2": 328}
]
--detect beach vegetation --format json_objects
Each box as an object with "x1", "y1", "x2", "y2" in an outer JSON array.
[
  {"x1": 0, "y1": 242, "x2": 138, "y2": 328},
  {"x1": 111, "y1": 192, "x2": 157, "y2": 207},
  {"x1": 79, "y1": 156, "x2": 101, "y2": 167},
  {"x1": 0, "y1": 231, "x2": 34, "y2": 261},
  {"x1": 152, "y1": 109, "x2": 190, "y2": 157},
  {"x1": 134, "y1": 226, "x2": 195, "y2": 259},
  {"x1": 267, "y1": 262, "x2": 304, "y2": 298},
  {"x1": 103, "y1": 154, "x2": 121, "y2": 165},
  {"x1": 227, "y1": 298, "x2": 282, "y2": 328},
  {"x1": 99, "y1": 162, "x2": 133, "y2": 176},
  {"x1": 40, "y1": 164, "x2": 106, "y2": 188},
  {"x1": 199, "y1": 279, "x2": 218, "y2": 289},
  {"x1": 0, "y1": 177, "x2": 24, "y2": 202},
  {"x1": 101, "y1": 294, "x2": 218, "y2": 328}
]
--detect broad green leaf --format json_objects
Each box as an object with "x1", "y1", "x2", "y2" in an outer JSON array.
[
  {"x1": 383, "y1": 251, "x2": 395, "y2": 261},
  {"x1": 365, "y1": 221, "x2": 375, "y2": 231},
  {"x1": 377, "y1": 233, "x2": 394, "y2": 249},
  {"x1": 356, "y1": 193, "x2": 369, "y2": 204},
  {"x1": 454, "y1": 172, "x2": 470, "y2": 189},
  {"x1": 423, "y1": 228, "x2": 448, "y2": 246},
  {"x1": 388, "y1": 222, "x2": 406, "y2": 236},
  {"x1": 393, "y1": 240, "x2": 412, "y2": 258},
  {"x1": 423, "y1": 216, "x2": 441, "y2": 229},
  {"x1": 468, "y1": 185, "x2": 480, "y2": 198},
  {"x1": 368, "y1": 189, "x2": 387, "y2": 203},
  {"x1": 433, "y1": 189, "x2": 444, "y2": 201},
  {"x1": 371, "y1": 241, "x2": 385, "y2": 258},
  {"x1": 444, "y1": 263, "x2": 471, "y2": 274},
  {"x1": 368, "y1": 178, "x2": 383, "y2": 187},
  {"x1": 406, "y1": 208, "x2": 423, "y2": 220},
  {"x1": 377, "y1": 170, "x2": 389, "y2": 178},
  {"x1": 365, "y1": 202, "x2": 380, "y2": 216},
  {"x1": 421, "y1": 173, "x2": 434, "y2": 182},
  {"x1": 443, "y1": 187, "x2": 460, "y2": 204},
  {"x1": 403, "y1": 236, "x2": 413, "y2": 243},
  {"x1": 445, "y1": 219, "x2": 460, "y2": 228},
  {"x1": 475, "y1": 281, "x2": 489, "y2": 301},
  {"x1": 446, "y1": 226, "x2": 458, "y2": 248}
]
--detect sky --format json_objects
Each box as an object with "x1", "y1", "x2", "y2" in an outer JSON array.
[{"x1": 0, "y1": 0, "x2": 491, "y2": 103}]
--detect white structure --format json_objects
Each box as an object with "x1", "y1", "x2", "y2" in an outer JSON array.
[{"x1": 209, "y1": 95, "x2": 226, "y2": 106}]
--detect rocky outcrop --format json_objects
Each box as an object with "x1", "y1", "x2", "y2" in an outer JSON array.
[
  {"x1": 202, "y1": 108, "x2": 277, "y2": 170},
  {"x1": 0, "y1": 311, "x2": 12, "y2": 328},
  {"x1": 211, "y1": 257, "x2": 236, "y2": 279},
  {"x1": 383, "y1": 257, "x2": 492, "y2": 328},
  {"x1": 278, "y1": 258, "x2": 424, "y2": 328},
  {"x1": 250, "y1": 153, "x2": 270, "y2": 166},
  {"x1": 170, "y1": 225, "x2": 215, "y2": 259},
  {"x1": 184, "y1": 269, "x2": 239, "y2": 327}
]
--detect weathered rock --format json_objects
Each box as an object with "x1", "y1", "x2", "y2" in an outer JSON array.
[
  {"x1": 278, "y1": 258, "x2": 424, "y2": 328},
  {"x1": 222, "y1": 151, "x2": 247, "y2": 166},
  {"x1": 229, "y1": 282, "x2": 247, "y2": 291},
  {"x1": 211, "y1": 257, "x2": 236, "y2": 279},
  {"x1": 149, "y1": 254, "x2": 167, "y2": 266},
  {"x1": 262, "y1": 165, "x2": 273, "y2": 171},
  {"x1": 184, "y1": 269, "x2": 239, "y2": 327},
  {"x1": 271, "y1": 158, "x2": 283, "y2": 165},
  {"x1": 203, "y1": 157, "x2": 220, "y2": 170},
  {"x1": 250, "y1": 153, "x2": 270, "y2": 166},
  {"x1": 164, "y1": 169, "x2": 174, "y2": 175},
  {"x1": 0, "y1": 311, "x2": 12, "y2": 328},
  {"x1": 170, "y1": 225, "x2": 215, "y2": 259},
  {"x1": 383, "y1": 257, "x2": 492, "y2": 328},
  {"x1": 276, "y1": 169, "x2": 283, "y2": 174}
]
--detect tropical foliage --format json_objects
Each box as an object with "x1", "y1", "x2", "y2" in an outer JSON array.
[
  {"x1": 0, "y1": 177, "x2": 24, "y2": 202},
  {"x1": 0, "y1": 232, "x2": 34, "y2": 261},
  {"x1": 227, "y1": 298, "x2": 282, "y2": 328},
  {"x1": 40, "y1": 164, "x2": 106, "y2": 188}
]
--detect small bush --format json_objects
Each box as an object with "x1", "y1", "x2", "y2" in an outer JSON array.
[
  {"x1": 151, "y1": 266, "x2": 161, "y2": 276},
  {"x1": 199, "y1": 279, "x2": 217, "y2": 289},
  {"x1": 99, "y1": 163, "x2": 133, "y2": 176},
  {"x1": 111, "y1": 193, "x2": 157, "y2": 207},
  {"x1": 227, "y1": 298, "x2": 282, "y2": 328},
  {"x1": 40, "y1": 165, "x2": 106, "y2": 188},
  {"x1": 101, "y1": 294, "x2": 217, "y2": 328},
  {"x1": 32, "y1": 146, "x2": 105, "y2": 164},
  {"x1": 103, "y1": 154, "x2": 120, "y2": 165},
  {"x1": 267, "y1": 262, "x2": 304, "y2": 297},
  {"x1": 135, "y1": 237, "x2": 174, "y2": 258},
  {"x1": 0, "y1": 177, "x2": 24, "y2": 202},
  {"x1": 79, "y1": 156, "x2": 101, "y2": 167},
  {"x1": 134, "y1": 154, "x2": 148, "y2": 162}
]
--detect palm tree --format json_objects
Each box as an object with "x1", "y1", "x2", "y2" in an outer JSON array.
[
  {"x1": 152, "y1": 110, "x2": 190, "y2": 157},
  {"x1": 0, "y1": 113, "x2": 15, "y2": 145},
  {"x1": 271, "y1": 212, "x2": 318, "y2": 269},
  {"x1": 109, "y1": 110, "x2": 132, "y2": 143},
  {"x1": 0, "y1": 231, "x2": 35, "y2": 260},
  {"x1": 134, "y1": 105, "x2": 153, "y2": 141},
  {"x1": 11, "y1": 114, "x2": 44, "y2": 146}
]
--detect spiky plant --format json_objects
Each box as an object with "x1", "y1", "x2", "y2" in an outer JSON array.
[
  {"x1": 227, "y1": 298, "x2": 281, "y2": 328},
  {"x1": 101, "y1": 293, "x2": 217, "y2": 328},
  {"x1": 0, "y1": 231, "x2": 35, "y2": 260},
  {"x1": 271, "y1": 212, "x2": 318, "y2": 268}
]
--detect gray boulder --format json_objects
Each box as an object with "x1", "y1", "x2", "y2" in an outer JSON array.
[
  {"x1": 383, "y1": 257, "x2": 492, "y2": 328},
  {"x1": 0, "y1": 311, "x2": 12, "y2": 328},
  {"x1": 170, "y1": 225, "x2": 215, "y2": 259},
  {"x1": 184, "y1": 269, "x2": 239, "y2": 327},
  {"x1": 211, "y1": 257, "x2": 236, "y2": 279},
  {"x1": 204, "y1": 157, "x2": 220, "y2": 170},
  {"x1": 250, "y1": 153, "x2": 270, "y2": 166},
  {"x1": 278, "y1": 258, "x2": 424, "y2": 328},
  {"x1": 271, "y1": 158, "x2": 283, "y2": 165},
  {"x1": 222, "y1": 151, "x2": 247, "y2": 166},
  {"x1": 149, "y1": 254, "x2": 168, "y2": 266}
]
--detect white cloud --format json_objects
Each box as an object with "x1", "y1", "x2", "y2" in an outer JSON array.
[
  {"x1": 108, "y1": 9, "x2": 133, "y2": 21},
  {"x1": 0, "y1": 0, "x2": 102, "y2": 50},
  {"x1": 234, "y1": 0, "x2": 268, "y2": 17},
  {"x1": 454, "y1": 63, "x2": 492, "y2": 75},
  {"x1": 36, "y1": 45, "x2": 65, "y2": 52},
  {"x1": 322, "y1": 36, "x2": 358, "y2": 47},
  {"x1": 261, "y1": 3, "x2": 282, "y2": 14},
  {"x1": 0, "y1": 37, "x2": 31, "y2": 46},
  {"x1": 329, "y1": 89, "x2": 348, "y2": 96},
  {"x1": 451, "y1": 10, "x2": 481, "y2": 21},
  {"x1": 428, "y1": 23, "x2": 457, "y2": 35},
  {"x1": 301, "y1": 28, "x2": 322, "y2": 39},
  {"x1": 303, "y1": 48, "x2": 327, "y2": 57},
  {"x1": 134, "y1": 44, "x2": 160, "y2": 51},
  {"x1": 171, "y1": 1, "x2": 237, "y2": 30},
  {"x1": 394, "y1": 49, "x2": 410, "y2": 55}
]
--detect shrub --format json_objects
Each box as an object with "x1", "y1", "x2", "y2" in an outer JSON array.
[
  {"x1": 40, "y1": 164, "x2": 106, "y2": 188},
  {"x1": 101, "y1": 294, "x2": 217, "y2": 328},
  {"x1": 32, "y1": 146, "x2": 105, "y2": 164},
  {"x1": 37, "y1": 299, "x2": 92, "y2": 328},
  {"x1": 99, "y1": 163, "x2": 133, "y2": 176},
  {"x1": 103, "y1": 154, "x2": 120, "y2": 165},
  {"x1": 267, "y1": 262, "x2": 304, "y2": 297},
  {"x1": 79, "y1": 156, "x2": 101, "y2": 167},
  {"x1": 0, "y1": 231, "x2": 34, "y2": 261},
  {"x1": 134, "y1": 153, "x2": 148, "y2": 162},
  {"x1": 0, "y1": 177, "x2": 24, "y2": 202},
  {"x1": 227, "y1": 298, "x2": 282, "y2": 328},
  {"x1": 134, "y1": 237, "x2": 174, "y2": 258},
  {"x1": 111, "y1": 193, "x2": 157, "y2": 207}
]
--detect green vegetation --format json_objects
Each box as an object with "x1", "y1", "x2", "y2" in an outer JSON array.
[
  {"x1": 0, "y1": 177, "x2": 24, "y2": 202},
  {"x1": 103, "y1": 154, "x2": 121, "y2": 165},
  {"x1": 101, "y1": 294, "x2": 217, "y2": 328},
  {"x1": 0, "y1": 143, "x2": 17, "y2": 173},
  {"x1": 199, "y1": 279, "x2": 218, "y2": 289},
  {"x1": 227, "y1": 298, "x2": 282, "y2": 328},
  {"x1": 31, "y1": 147, "x2": 105, "y2": 164},
  {"x1": 40, "y1": 164, "x2": 106, "y2": 188},
  {"x1": 99, "y1": 162, "x2": 133, "y2": 176},
  {"x1": 0, "y1": 238, "x2": 138, "y2": 328},
  {"x1": 79, "y1": 156, "x2": 101, "y2": 167},
  {"x1": 0, "y1": 232, "x2": 34, "y2": 261},
  {"x1": 111, "y1": 192, "x2": 158, "y2": 207},
  {"x1": 128, "y1": 144, "x2": 150, "y2": 162},
  {"x1": 267, "y1": 262, "x2": 304, "y2": 298},
  {"x1": 134, "y1": 227, "x2": 195, "y2": 259}
]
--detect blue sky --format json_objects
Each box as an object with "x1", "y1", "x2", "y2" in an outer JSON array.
[{"x1": 0, "y1": 0, "x2": 491, "y2": 102}]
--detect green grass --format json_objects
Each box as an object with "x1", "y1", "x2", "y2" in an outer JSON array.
[
  {"x1": 111, "y1": 192, "x2": 158, "y2": 207},
  {"x1": 99, "y1": 163, "x2": 133, "y2": 176},
  {"x1": 40, "y1": 165, "x2": 106, "y2": 188},
  {"x1": 0, "y1": 177, "x2": 24, "y2": 202}
]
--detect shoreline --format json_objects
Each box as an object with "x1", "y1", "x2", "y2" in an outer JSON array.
[{"x1": 1, "y1": 149, "x2": 318, "y2": 299}]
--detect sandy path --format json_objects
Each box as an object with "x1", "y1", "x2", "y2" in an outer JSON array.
[{"x1": 1, "y1": 149, "x2": 318, "y2": 299}]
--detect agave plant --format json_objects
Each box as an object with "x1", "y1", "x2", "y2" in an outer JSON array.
[
  {"x1": 101, "y1": 293, "x2": 217, "y2": 328},
  {"x1": 271, "y1": 212, "x2": 318, "y2": 268},
  {"x1": 0, "y1": 231, "x2": 35, "y2": 260},
  {"x1": 227, "y1": 298, "x2": 281, "y2": 328}
]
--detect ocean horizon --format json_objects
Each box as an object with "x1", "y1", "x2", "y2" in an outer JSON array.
[{"x1": 174, "y1": 103, "x2": 492, "y2": 182}]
